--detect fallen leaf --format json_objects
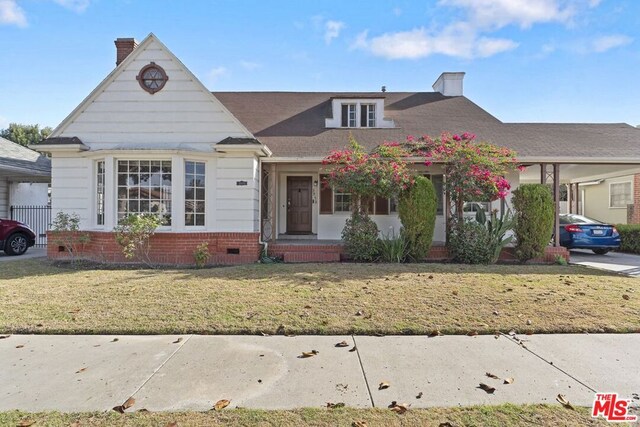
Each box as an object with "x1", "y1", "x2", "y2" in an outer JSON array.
[
  {"x1": 452, "y1": 290, "x2": 458, "y2": 296},
  {"x1": 492, "y1": 311, "x2": 499, "y2": 316},
  {"x1": 428, "y1": 275, "x2": 434, "y2": 279},
  {"x1": 165, "y1": 423, "x2": 178, "y2": 427},
  {"x1": 428, "y1": 330, "x2": 442, "y2": 337},
  {"x1": 349, "y1": 346, "x2": 357, "y2": 352},
  {"x1": 16, "y1": 420, "x2": 35, "y2": 427},
  {"x1": 467, "y1": 331, "x2": 478, "y2": 337},
  {"x1": 260, "y1": 332, "x2": 270, "y2": 337},
  {"x1": 556, "y1": 394, "x2": 574, "y2": 410},
  {"x1": 299, "y1": 350, "x2": 319, "y2": 358},
  {"x1": 416, "y1": 391, "x2": 423, "y2": 399},
  {"x1": 214, "y1": 399, "x2": 231, "y2": 411},
  {"x1": 623, "y1": 294, "x2": 630, "y2": 300},
  {"x1": 111, "y1": 338, "x2": 119, "y2": 342},
  {"x1": 75, "y1": 367, "x2": 87, "y2": 374},
  {"x1": 15, "y1": 345, "x2": 24, "y2": 349},
  {"x1": 173, "y1": 338, "x2": 183, "y2": 344},
  {"x1": 485, "y1": 372, "x2": 499, "y2": 379},
  {"x1": 121, "y1": 397, "x2": 135, "y2": 410},
  {"x1": 137, "y1": 408, "x2": 150, "y2": 413},
  {"x1": 503, "y1": 377, "x2": 514, "y2": 384},
  {"x1": 69, "y1": 422, "x2": 81, "y2": 427},
  {"x1": 477, "y1": 383, "x2": 496, "y2": 394},
  {"x1": 439, "y1": 423, "x2": 455, "y2": 427},
  {"x1": 378, "y1": 382, "x2": 390, "y2": 390},
  {"x1": 112, "y1": 406, "x2": 125, "y2": 414},
  {"x1": 355, "y1": 310, "x2": 364, "y2": 316},
  {"x1": 352, "y1": 421, "x2": 368, "y2": 427},
  {"x1": 390, "y1": 402, "x2": 410, "y2": 414},
  {"x1": 526, "y1": 319, "x2": 532, "y2": 325},
  {"x1": 326, "y1": 402, "x2": 345, "y2": 409},
  {"x1": 335, "y1": 341, "x2": 349, "y2": 348},
  {"x1": 0, "y1": 335, "x2": 10, "y2": 339}
]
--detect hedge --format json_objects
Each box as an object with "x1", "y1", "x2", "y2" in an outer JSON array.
[
  {"x1": 616, "y1": 224, "x2": 640, "y2": 254},
  {"x1": 512, "y1": 184, "x2": 554, "y2": 262}
]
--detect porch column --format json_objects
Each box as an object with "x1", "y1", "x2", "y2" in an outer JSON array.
[{"x1": 269, "y1": 163, "x2": 277, "y2": 240}]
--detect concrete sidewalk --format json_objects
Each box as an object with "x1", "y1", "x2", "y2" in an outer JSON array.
[{"x1": 1, "y1": 334, "x2": 639, "y2": 412}]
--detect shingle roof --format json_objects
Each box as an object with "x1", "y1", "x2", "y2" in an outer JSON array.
[
  {"x1": 217, "y1": 137, "x2": 261, "y2": 145},
  {"x1": 0, "y1": 137, "x2": 51, "y2": 176},
  {"x1": 213, "y1": 91, "x2": 640, "y2": 161},
  {"x1": 40, "y1": 136, "x2": 86, "y2": 146}
]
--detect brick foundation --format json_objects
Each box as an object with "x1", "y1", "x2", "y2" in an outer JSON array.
[
  {"x1": 268, "y1": 241, "x2": 569, "y2": 264},
  {"x1": 47, "y1": 231, "x2": 261, "y2": 266}
]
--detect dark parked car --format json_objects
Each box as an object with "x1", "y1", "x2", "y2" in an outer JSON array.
[
  {"x1": 0, "y1": 219, "x2": 36, "y2": 256},
  {"x1": 558, "y1": 214, "x2": 620, "y2": 255}
]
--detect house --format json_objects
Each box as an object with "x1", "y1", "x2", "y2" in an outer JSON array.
[{"x1": 36, "y1": 34, "x2": 640, "y2": 264}]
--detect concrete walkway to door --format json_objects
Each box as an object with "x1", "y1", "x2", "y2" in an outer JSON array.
[{"x1": 570, "y1": 249, "x2": 640, "y2": 277}]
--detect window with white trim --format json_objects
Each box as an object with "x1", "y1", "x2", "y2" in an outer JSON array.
[
  {"x1": 117, "y1": 160, "x2": 172, "y2": 224},
  {"x1": 341, "y1": 104, "x2": 356, "y2": 127},
  {"x1": 361, "y1": 104, "x2": 376, "y2": 127},
  {"x1": 334, "y1": 192, "x2": 352, "y2": 212},
  {"x1": 610, "y1": 182, "x2": 632, "y2": 208},
  {"x1": 185, "y1": 161, "x2": 205, "y2": 226},
  {"x1": 96, "y1": 161, "x2": 105, "y2": 226}
]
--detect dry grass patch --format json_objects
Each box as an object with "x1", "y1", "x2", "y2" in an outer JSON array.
[
  {"x1": 0, "y1": 260, "x2": 638, "y2": 335},
  {"x1": 0, "y1": 405, "x2": 620, "y2": 427}
]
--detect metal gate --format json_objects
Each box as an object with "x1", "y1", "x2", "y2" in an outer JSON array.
[{"x1": 10, "y1": 205, "x2": 51, "y2": 247}]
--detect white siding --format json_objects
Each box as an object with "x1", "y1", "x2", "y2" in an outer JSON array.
[
  {"x1": 50, "y1": 155, "x2": 91, "y2": 228},
  {"x1": 0, "y1": 178, "x2": 8, "y2": 218},
  {"x1": 215, "y1": 156, "x2": 260, "y2": 232},
  {"x1": 56, "y1": 38, "x2": 251, "y2": 149}
]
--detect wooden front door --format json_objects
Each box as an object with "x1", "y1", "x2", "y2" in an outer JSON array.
[{"x1": 287, "y1": 176, "x2": 312, "y2": 234}]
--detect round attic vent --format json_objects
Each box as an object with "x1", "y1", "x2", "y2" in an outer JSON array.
[{"x1": 136, "y1": 62, "x2": 168, "y2": 94}]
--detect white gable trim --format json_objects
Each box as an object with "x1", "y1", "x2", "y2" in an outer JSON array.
[{"x1": 50, "y1": 33, "x2": 254, "y2": 140}]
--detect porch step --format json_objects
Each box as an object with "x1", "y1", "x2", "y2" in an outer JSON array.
[{"x1": 283, "y1": 251, "x2": 341, "y2": 263}]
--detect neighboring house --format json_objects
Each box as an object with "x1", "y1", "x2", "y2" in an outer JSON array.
[
  {"x1": 0, "y1": 136, "x2": 51, "y2": 218},
  {"x1": 35, "y1": 34, "x2": 640, "y2": 264},
  {"x1": 573, "y1": 171, "x2": 640, "y2": 225}
]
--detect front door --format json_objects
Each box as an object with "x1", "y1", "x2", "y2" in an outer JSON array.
[{"x1": 287, "y1": 176, "x2": 312, "y2": 234}]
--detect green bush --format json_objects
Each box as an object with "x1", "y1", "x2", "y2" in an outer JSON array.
[
  {"x1": 193, "y1": 242, "x2": 211, "y2": 268},
  {"x1": 114, "y1": 213, "x2": 164, "y2": 266},
  {"x1": 512, "y1": 184, "x2": 554, "y2": 262},
  {"x1": 342, "y1": 210, "x2": 380, "y2": 262},
  {"x1": 448, "y1": 219, "x2": 495, "y2": 264},
  {"x1": 378, "y1": 230, "x2": 409, "y2": 263},
  {"x1": 50, "y1": 211, "x2": 91, "y2": 264},
  {"x1": 398, "y1": 176, "x2": 437, "y2": 261},
  {"x1": 616, "y1": 224, "x2": 640, "y2": 254}
]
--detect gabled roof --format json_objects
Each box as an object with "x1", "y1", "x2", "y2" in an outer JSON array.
[
  {"x1": 214, "y1": 91, "x2": 640, "y2": 162},
  {"x1": 0, "y1": 137, "x2": 51, "y2": 176}
]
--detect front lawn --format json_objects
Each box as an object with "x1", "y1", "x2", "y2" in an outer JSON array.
[
  {"x1": 0, "y1": 405, "x2": 618, "y2": 427},
  {"x1": 0, "y1": 260, "x2": 638, "y2": 335}
]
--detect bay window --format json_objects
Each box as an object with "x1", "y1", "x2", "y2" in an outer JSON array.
[
  {"x1": 185, "y1": 161, "x2": 206, "y2": 226},
  {"x1": 117, "y1": 160, "x2": 172, "y2": 224}
]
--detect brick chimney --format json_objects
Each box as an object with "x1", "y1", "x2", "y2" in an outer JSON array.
[
  {"x1": 432, "y1": 72, "x2": 465, "y2": 96},
  {"x1": 114, "y1": 38, "x2": 138, "y2": 66}
]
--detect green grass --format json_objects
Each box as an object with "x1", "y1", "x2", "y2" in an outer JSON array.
[
  {"x1": 0, "y1": 260, "x2": 638, "y2": 335},
  {"x1": 0, "y1": 404, "x2": 621, "y2": 427}
]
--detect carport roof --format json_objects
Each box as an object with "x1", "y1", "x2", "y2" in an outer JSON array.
[{"x1": 0, "y1": 137, "x2": 51, "y2": 177}]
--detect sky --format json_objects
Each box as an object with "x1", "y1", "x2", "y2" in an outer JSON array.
[{"x1": 1, "y1": 0, "x2": 639, "y2": 130}]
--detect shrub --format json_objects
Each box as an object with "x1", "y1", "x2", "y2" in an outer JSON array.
[
  {"x1": 475, "y1": 208, "x2": 515, "y2": 263},
  {"x1": 193, "y1": 242, "x2": 211, "y2": 268},
  {"x1": 616, "y1": 224, "x2": 640, "y2": 254},
  {"x1": 378, "y1": 229, "x2": 408, "y2": 263},
  {"x1": 448, "y1": 219, "x2": 495, "y2": 264},
  {"x1": 114, "y1": 213, "x2": 164, "y2": 266},
  {"x1": 50, "y1": 211, "x2": 90, "y2": 264},
  {"x1": 398, "y1": 176, "x2": 437, "y2": 261},
  {"x1": 512, "y1": 184, "x2": 554, "y2": 263},
  {"x1": 342, "y1": 210, "x2": 380, "y2": 262}
]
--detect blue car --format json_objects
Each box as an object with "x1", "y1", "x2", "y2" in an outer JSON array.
[{"x1": 558, "y1": 214, "x2": 620, "y2": 255}]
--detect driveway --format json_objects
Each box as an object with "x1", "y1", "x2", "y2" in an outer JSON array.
[
  {"x1": 0, "y1": 247, "x2": 46, "y2": 262},
  {"x1": 570, "y1": 249, "x2": 640, "y2": 277}
]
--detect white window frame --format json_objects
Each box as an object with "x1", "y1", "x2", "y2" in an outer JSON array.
[
  {"x1": 609, "y1": 181, "x2": 632, "y2": 209},
  {"x1": 116, "y1": 159, "x2": 173, "y2": 226},
  {"x1": 362, "y1": 103, "x2": 376, "y2": 127},
  {"x1": 334, "y1": 192, "x2": 352, "y2": 213},
  {"x1": 184, "y1": 160, "x2": 206, "y2": 228}
]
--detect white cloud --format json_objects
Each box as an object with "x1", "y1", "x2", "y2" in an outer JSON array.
[
  {"x1": 239, "y1": 60, "x2": 261, "y2": 71},
  {"x1": 208, "y1": 66, "x2": 228, "y2": 83},
  {"x1": 357, "y1": 25, "x2": 517, "y2": 59},
  {"x1": 0, "y1": 114, "x2": 9, "y2": 129},
  {"x1": 591, "y1": 34, "x2": 632, "y2": 52},
  {"x1": 0, "y1": 0, "x2": 27, "y2": 27},
  {"x1": 52, "y1": 0, "x2": 90, "y2": 13},
  {"x1": 324, "y1": 20, "x2": 345, "y2": 44}
]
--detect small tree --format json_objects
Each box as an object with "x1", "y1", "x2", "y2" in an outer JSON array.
[
  {"x1": 512, "y1": 184, "x2": 554, "y2": 262},
  {"x1": 398, "y1": 176, "x2": 437, "y2": 261},
  {"x1": 114, "y1": 214, "x2": 164, "y2": 267},
  {"x1": 1, "y1": 123, "x2": 52, "y2": 147},
  {"x1": 50, "y1": 212, "x2": 90, "y2": 264},
  {"x1": 403, "y1": 132, "x2": 522, "y2": 220}
]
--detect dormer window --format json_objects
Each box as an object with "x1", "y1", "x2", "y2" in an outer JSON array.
[{"x1": 327, "y1": 97, "x2": 394, "y2": 129}]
